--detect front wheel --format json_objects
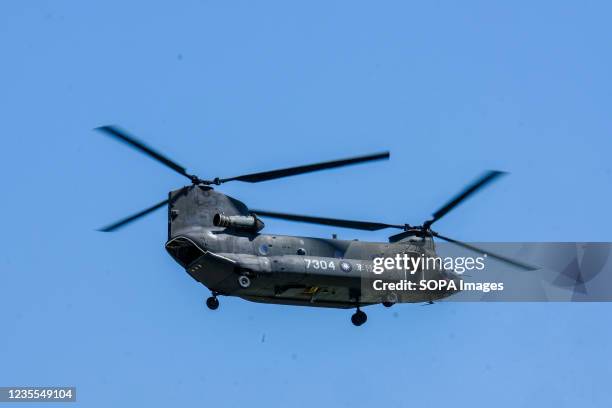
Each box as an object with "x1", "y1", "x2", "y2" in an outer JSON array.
[{"x1": 206, "y1": 296, "x2": 219, "y2": 310}]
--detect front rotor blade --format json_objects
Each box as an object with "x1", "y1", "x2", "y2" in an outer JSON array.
[
  {"x1": 426, "y1": 170, "x2": 505, "y2": 227},
  {"x1": 98, "y1": 199, "x2": 169, "y2": 232},
  {"x1": 95, "y1": 126, "x2": 191, "y2": 180},
  {"x1": 220, "y1": 151, "x2": 390, "y2": 183},
  {"x1": 251, "y1": 209, "x2": 404, "y2": 231},
  {"x1": 432, "y1": 232, "x2": 537, "y2": 271}
]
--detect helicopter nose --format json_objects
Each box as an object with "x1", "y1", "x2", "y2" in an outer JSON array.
[{"x1": 165, "y1": 236, "x2": 206, "y2": 268}]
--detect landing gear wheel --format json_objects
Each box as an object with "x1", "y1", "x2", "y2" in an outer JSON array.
[
  {"x1": 238, "y1": 275, "x2": 251, "y2": 288},
  {"x1": 351, "y1": 309, "x2": 367, "y2": 326},
  {"x1": 382, "y1": 301, "x2": 394, "y2": 308},
  {"x1": 206, "y1": 296, "x2": 219, "y2": 310}
]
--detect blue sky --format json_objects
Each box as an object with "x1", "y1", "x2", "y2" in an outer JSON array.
[{"x1": 1, "y1": 1, "x2": 611, "y2": 406}]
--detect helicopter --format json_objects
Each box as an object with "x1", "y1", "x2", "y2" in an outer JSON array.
[{"x1": 96, "y1": 125, "x2": 532, "y2": 326}]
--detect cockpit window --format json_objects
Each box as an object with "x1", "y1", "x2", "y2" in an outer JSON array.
[{"x1": 165, "y1": 237, "x2": 205, "y2": 268}]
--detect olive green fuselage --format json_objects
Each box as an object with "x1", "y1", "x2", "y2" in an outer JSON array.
[{"x1": 165, "y1": 185, "x2": 457, "y2": 308}]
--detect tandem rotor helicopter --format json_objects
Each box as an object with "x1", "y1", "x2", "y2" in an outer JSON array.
[{"x1": 97, "y1": 126, "x2": 532, "y2": 326}]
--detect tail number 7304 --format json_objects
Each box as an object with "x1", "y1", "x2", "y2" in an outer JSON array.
[{"x1": 304, "y1": 258, "x2": 336, "y2": 270}]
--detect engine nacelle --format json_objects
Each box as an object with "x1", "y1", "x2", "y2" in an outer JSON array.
[{"x1": 213, "y1": 214, "x2": 264, "y2": 232}]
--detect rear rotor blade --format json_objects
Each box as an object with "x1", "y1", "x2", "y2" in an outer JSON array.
[
  {"x1": 95, "y1": 126, "x2": 192, "y2": 180},
  {"x1": 431, "y1": 232, "x2": 537, "y2": 271},
  {"x1": 219, "y1": 151, "x2": 390, "y2": 183},
  {"x1": 425, "y1": 170, "x2": 505, "y2": 227},
  {"x1": 251, "y1": 209, "x2": 404, "y2": 231},
  {"x1": 98, "y1": 199, "x2": 169, "y2": 232}
]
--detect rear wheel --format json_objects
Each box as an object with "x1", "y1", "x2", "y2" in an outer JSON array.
[{"x1": 351, "y1": 309, "x2": 367, "y2": 326}]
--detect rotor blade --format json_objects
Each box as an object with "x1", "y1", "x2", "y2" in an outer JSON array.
[
  {"x1": 98, "y1": 199, "x2": 169, "y2": 232},
  {"x1": 426, "y1": 170, "x2": 506, "y2": 227},
  {"x1": 251, "y1": 209, "x2": 404, "y2": 231},
  {"x1": 219, "y1": 151, "x2": 390, "y2": 183},
  {"x1": 95, "y1": 125, "x2": 191, "y2": 180},
  {"x1": 431, "y1": 232, "x2": 537, "y2": 271}
]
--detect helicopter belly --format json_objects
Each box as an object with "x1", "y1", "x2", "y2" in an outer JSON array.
[
  {"x1": 168, "y1": 238, "x2": 453, "y2": 306},
  {"x1": 236, "y1": 256, "x2": 364, "y2": 308},
  {"x1": 240, "y1": 293, "x2": 365, "y2": 309}
]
